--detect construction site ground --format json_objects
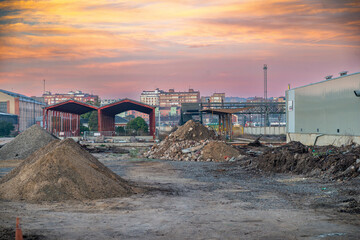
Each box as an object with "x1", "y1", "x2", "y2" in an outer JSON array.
[{"x1": 1, "y1": 152, "x2": 360, "y2": 240}]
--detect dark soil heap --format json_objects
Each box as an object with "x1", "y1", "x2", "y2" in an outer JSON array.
[
  {"x1": 0, "y1": 124, "x2": 57, "y2": 160},
  {"x1": 0, "y1": 138, "x2": 135, "y2": 202},
  {"x1": 254, "y1": 141, "x2": 360, "y2": 180},
  {"x1": 145, "y1": 120, "x2": 241, "y2": 162}
]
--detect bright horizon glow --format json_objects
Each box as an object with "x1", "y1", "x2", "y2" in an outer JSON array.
[{"x1": 0, "y1": 0, "x2": 359, "y2": 99}]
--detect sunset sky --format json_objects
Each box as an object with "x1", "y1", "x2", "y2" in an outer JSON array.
[{"x1": 0, "y1": 0, "x2": 359, "y2": 99}]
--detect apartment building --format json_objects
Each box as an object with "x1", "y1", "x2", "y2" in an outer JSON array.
[
  {"x1": 140, "y1": 88, "x2": 163, "y2": 106},
  {"x1": 43, "y1": 90, "x2": 99, "y2": 105},
  {"x1": 159, "y1": 88, "x2": 200, "y2": 107}
]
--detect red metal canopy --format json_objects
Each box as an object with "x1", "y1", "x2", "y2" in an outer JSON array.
[
  {"x1": 43, "y1": 100, "x2": 98, "y2": 137},
  {"x1": 45, "y1": 99, "x2": 98, "y2": 114},
  {"x1": 43, "y1": 99, "x2": 156, "y2": 138},
  {"x1": 98, "y1": 99, "x2": 156, "y2": 138}
]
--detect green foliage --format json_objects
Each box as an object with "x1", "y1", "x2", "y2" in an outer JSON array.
[
  {"x1": 85, "y1": 100, "x2": 100, "y2": 107},
  {"x1": 88, "y1": 111, "x2": 98, "y2": 131},
  {"x1": 80, "y1": 101, "x2": 100, "y2": 131},
  {"x1": 129, "y1": 148, "x2": 139, "y2": 158},
  {"x1": 81, "y1": 111, "x2": 92, "y2": 120},
  {"x1": 126, "y1": 117, "x2": 148, "y2": 135},
  {"x1": 115, "y1": 126, "x2": 126, "y2": 135},
  {"x1": 80, "y1": 125, "x2": 89, "y2": 134},
  {"x1": 0, "y1": 121, "x2": 15, "y2": 137}
]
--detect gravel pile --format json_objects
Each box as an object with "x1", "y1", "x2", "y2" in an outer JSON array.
[
  {"x1": 0, "y1": 124, "x2": 57, "y2": 160},
  {"x1": 0, "y1": 138, "x2": 135, "y2": 202},
  {"x1": 145, "y1": 120, "x2": 241, "y2": 162},
  {"x1": 168, "y1": 120, "x2": 216, "y2": 141}
]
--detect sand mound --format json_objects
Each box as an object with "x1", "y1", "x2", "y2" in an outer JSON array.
[
  {"x1": 202, "y1": 141, "x2": 240, "y2": 162},
  {"x1": 0, "y1": 124, "x2": 57, "y2": 160},
  {"x1": 168, "y1": 120, "x2": 216, "y2": 141},
  {"x1": 253, "y1": 141, "x2": 360, "y2": 180},
  {"x1": 0, "y1": 138, "x2": 135, "y2": 202},
  {"x1": 145, "y1": 120, "x2": 241, "y2": 162}
]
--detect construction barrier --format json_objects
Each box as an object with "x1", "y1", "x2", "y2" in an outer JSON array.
[{"x1": 15, "y1": 217, "x2": 23, "y2": 240}]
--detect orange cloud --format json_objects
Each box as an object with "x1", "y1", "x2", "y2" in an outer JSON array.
[{"x1": 0, "y1": 0, "x2": 359, "y2": 99}]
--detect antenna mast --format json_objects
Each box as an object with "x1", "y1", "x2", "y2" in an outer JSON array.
[{"x1": 263, "y1": 64, "x2": 267, "y2": 102}]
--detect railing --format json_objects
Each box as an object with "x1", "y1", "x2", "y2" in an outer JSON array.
[
  {"x1": 83, "y1": 130, "x2": 150, "y2": 137},
  {"x1": 201, "y1": 102, "x2": 286, "y2": 114}
]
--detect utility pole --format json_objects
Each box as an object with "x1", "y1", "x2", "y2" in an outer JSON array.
[
  {"x1": 43, "y1": 79, "x2": 46, "y2": 94},
  {"x1": 263, "y1": 64, "x2": 268, "y2": 134},
  {"x1": 157, "y1": 106, "x2": 161, "y2": 138},
  {"x1": 263, "y1": 64, "x2": 267, "y2": 102}
]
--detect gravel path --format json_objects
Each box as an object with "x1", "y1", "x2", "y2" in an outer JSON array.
[{"x1": 0, "y1": 154, "x2": 359, "y2": 239}]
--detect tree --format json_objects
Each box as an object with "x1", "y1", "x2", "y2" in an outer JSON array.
[
  {"x1": 115, "y1": 126, "x2": 126, "y2": 135},
  {"x1": 0, "y1": 121, "x2": 15, "y2": 137},
  {"x1": 80, "y1": 125, "x2": 89, "y2": 134},
  {"x1": 126, "y1": 117, "x2": 148, "y2": 135},
  {"x1": 80, "y1": 101, "x2": 100, "y2": 131},
  {"x1": 88, "y1": 111, "x2": 98, "y2": 131}
]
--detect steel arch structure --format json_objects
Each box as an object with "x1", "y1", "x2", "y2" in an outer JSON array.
[{"x1": 98, "y1": 99, "x2": 156, "y2": 138}]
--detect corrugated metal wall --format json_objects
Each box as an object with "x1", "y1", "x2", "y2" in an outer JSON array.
[{"x1": 286, "y1": 72, "x2": 360, "y2": 136}]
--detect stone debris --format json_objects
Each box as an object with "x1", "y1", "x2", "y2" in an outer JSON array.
[
  {"x1": 0, "y1": 138, "x2": 136, "y2": 202},
  {"x1": 202, "y1": 141, "x2": 242, "y2": 162},
  {"x1": 144, "y1": 120, "x2": 242, "y2": 162},
  {"x1": 0, "y1": 124, "x2": 57, "y2": 160},
  {"x1": 167, "y1": 119, "x2": 216, "y2": 141}
]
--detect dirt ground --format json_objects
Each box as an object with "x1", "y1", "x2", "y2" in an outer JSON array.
[{"x1": 1, "y1": 153, "x2": 360, "y2": 239}]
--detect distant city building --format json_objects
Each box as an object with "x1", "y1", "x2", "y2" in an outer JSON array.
[
  {"x1": 114, "y1": 116, "x2": 129, "y2": 128},
  {"x1": 101, "y1": 99, "x2": 118, "y2": 106},
  {"x1": 201, "y1": 93, "x2": 225, "y2": 103},
  {"x1": 273, "y1": 96, "x2": 286, "y2": 102},
  {"x1": 31, "y1": 96, "x2": 45, "y2": 103},
  {"x1": 155, "y1": 106, "x2": 180, "y2": 117},
  {"x1": 201, "y1": 96, "x2": 210, "y2": 103},
  {"x1": 141, "y1": 88, "x2": 200, "y2": 107},
  {"x1": 225, "y1": 97, "x2": 247, "y2": 103},
  {"x1": 210, "y1": 93, "x2": 225, "y2": 103},
  {"x1": 140, "y1": 88, "x2": 163, "y2": 106},
  {"x1": 246, "y1": 97, "x2": 264, "y2": 103},
  {"x1": 0, "y1": 89, "x2": 45, "y2": 131},
  {"x1": 43, "y1": 90, "x2": 99, "y2": 105},
  {"x1": 159, "y1": 88, "x2": 200, "y2": 107},
  {"x1": 118, "y1": 110, "x2": 149, "y2": 121}
]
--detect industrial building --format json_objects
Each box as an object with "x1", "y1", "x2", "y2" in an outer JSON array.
[
  {"x1": 286, "y1": 71, "x2": 360, "y2": 146},
  {"x1": 0, "y1": 89, "x2": 45, "y2": 132}
]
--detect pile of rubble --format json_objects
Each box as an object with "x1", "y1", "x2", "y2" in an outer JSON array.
[
  {"x1": 145, "y1": 120, "x2": 242, "y2": 162},
  {"x1": 0, "y1": 124, "x2": 57, "y2": 160},
  {"x1": 0, "y1": 138, "x2": 137, "y2": 202},
  {"x1": 245, "y1": 141, "x2": 360, "y2": 180},
  {"x1": 167, "y1": 119, "x2": 216, "y2": 141}
]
